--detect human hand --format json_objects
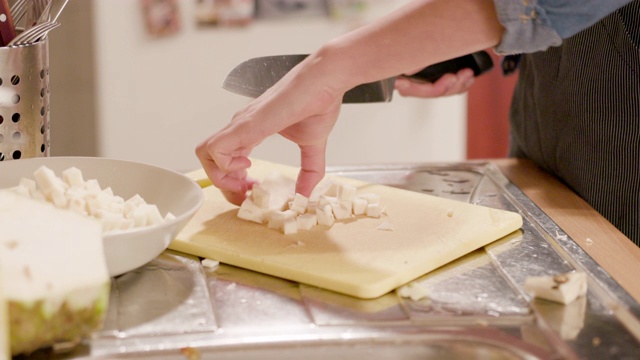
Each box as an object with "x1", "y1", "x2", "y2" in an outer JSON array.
[
  {"x1": 394, "y1": 68, "x2": 475, "y2": 98},
  {"x1": 195, "y1": 64, "x2": 344, "y2": 206}
]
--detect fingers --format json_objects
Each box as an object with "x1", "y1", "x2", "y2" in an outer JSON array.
[
  {"x1": 195, "y1": 134, "x2": 255, "y2": 206},
  {"x1": 296, "y1": 143, "x2": 327, "y2": 197},
  {"x1": 395, "y1": 68, "x2": 475, "y2": 98}
]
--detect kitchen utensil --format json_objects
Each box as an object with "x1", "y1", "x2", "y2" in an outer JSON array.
[
  {"x1": 9, "y1": 0, "x2": 30, "y2": 26},
  {"x1": 0, "y1": 0, "x2": 16, "y2": 46},
  {"x1": 23, "y1": 0, "x2": 49, "y2": 29},
  {"x1": 172, "y1": 159, "x2": 522, "y2": 299},
  {"x1": 0, "y1": 38, "x2": 49, "y2": 160},
  {"x1": 49, "y1": 0, "x2": 69, "y2": 23},
  {"x1": 7, "y1": 20, "x2": 58, "y2": 46},
  {"x1": 223, "y1": 51, "x2": 493, "y2": 103},
  {"x1": 0, "y1": 156, "x2": 205, "y2": 277}
]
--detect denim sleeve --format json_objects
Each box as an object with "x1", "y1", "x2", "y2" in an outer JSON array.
[{"x1": 492, "y1": 0, "x2": 634, "y2": 54}]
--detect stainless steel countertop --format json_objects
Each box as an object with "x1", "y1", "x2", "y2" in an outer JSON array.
[{"x1": 38, "y1": 162, "x2": 640, "y2": 360}]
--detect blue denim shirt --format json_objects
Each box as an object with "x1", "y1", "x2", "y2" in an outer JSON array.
[{"x1": 492, "y1": 0, "x2": 634, "y2": 54}]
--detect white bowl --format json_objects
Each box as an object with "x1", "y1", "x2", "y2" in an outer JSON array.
[{"x1": 0, "y1": 156, "x2": 204, "y2": 277}]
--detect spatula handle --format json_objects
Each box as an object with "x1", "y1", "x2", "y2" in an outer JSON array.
[{"x1": 409, "y1": 50, "x2": 494, "y2": 83}]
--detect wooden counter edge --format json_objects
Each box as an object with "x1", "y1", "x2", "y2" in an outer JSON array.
[{"x1": 492, "y1": 158, "x2": 640, "y2": 303}]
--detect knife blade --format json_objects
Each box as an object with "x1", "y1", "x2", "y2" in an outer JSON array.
[{"x1": 223, "y1": 51, "x2": 493, "y2": 103}]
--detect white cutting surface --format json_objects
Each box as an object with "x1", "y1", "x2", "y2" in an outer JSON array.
[{"x1": 171, "y1": 160, "x2": 522, "y2": 299}]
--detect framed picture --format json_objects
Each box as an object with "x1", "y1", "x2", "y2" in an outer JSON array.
[
  {"x1": 141, "y1": 0, "x2": 181, "y2": 37},
  {"x1": 196, "y1": 0, "x2": 255, "y2": 27},
  {"x1": 255, "y1": 0, "x2": 329, "y2": 19}
]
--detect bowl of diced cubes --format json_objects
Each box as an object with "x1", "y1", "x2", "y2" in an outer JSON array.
[{"x1": 0, "y1": 156, "x2": 204, "y2": 276}]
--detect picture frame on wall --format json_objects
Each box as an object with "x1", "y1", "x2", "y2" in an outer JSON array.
[
  {"x1": 141, "y1": 0, "x2": 182, "y2": 37},
  {"x1": 255, "y1": 0, "x2": 329, "y2": 19},
  {"x1": 195, "y1": 0, "x2": 255, "y2": 27}
]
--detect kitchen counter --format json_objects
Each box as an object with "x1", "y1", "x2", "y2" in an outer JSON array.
[
  {"x1": 494, "y1": 158, "x2": 640, "y2": 303},
  {"x1": 34, "y1": 159, "x2": 640, "y2": 359}
]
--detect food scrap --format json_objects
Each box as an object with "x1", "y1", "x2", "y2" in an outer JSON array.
[
  {"x1": 524, "y1": 271, "x2": 587, "y2": 304},
  {"x1": 201, "y1": 258, "x2": 220, "y2": 269},
  {"x1": 398, "y1": 282, "x2": 430, "y2": 301}
]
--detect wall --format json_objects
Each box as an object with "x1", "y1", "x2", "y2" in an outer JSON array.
[{"x1": 49, "y1": 0, "x2": 466, "y2": 173}]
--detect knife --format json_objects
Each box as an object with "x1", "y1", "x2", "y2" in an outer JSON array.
[{"x1": 223, "y1": 51, "x2": 493, "y2": 103}]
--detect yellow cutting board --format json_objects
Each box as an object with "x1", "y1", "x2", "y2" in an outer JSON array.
[{"x1": 171, "y1": 159, "x2": 523, "y2": 299}]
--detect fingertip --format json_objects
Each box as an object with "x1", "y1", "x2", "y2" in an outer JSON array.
[
  {"x1": 222, "y1": 190, "x2": 248, "y2": 206},
  {"x1": 297, "y1": 146, "x2": 327, "y2": 197}
]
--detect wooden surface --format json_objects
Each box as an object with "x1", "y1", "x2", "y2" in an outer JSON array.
[
  {"x1": 494, "y1": 158, "x2": 640, "y2": 303},
  {"x1": 173, "y1": 160, "x2": 522, "y2": 299}
]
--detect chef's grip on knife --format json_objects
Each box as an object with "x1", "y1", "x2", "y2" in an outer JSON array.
[{"x1": 407, "y1": 50, "x2": 493, "y2": 83}]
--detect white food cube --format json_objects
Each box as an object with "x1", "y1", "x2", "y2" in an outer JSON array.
[
  {"x1": 296, "y1": 213, "x2": 317, "y2": 230},
  {"x1": 164, "y1": 212, "x2": 176, "y2": 221},
  {"x1": 318, "y1": 195, "x2": 337, "y2": 209},
  {"x1": 101, "y1": 187, "x2": 114, "y2": 197},
  {"x1": 131, "y1": 209, "x2": 148, "y2": 227},
  {"x1": 366, "y1": 203, "x2": 381, "y2": 218},
  {"x1": 352, "y1": 197, "x2": 367, "y2": 215},
  {"x1": 84, "y1": 179, "x2": 102, "y2": 194},
  {"x1": 316, "y1": 204, "x2": 335, "y2": 227},
  {"x1": 108, "y1": 201, "x2": 125, "y2": 214},
  {"x1": 13, "y1": 166, "x2": 169, "y2": 234},
  {"x1": 336, "y1": 183, "x2": 357, "y2": 202},
  {"x1": 267, "y1": 210, "x2": 296, "y2": 230},
  {"x1": 33, "y1": 166, "x2": 64, "y2": 195},
  {"x1": 524, "y1": 272, "x2": 587, "y2": 305},
  {"x1": 237, "y1": 198, "x2": 267, "y2": 224},
  {"x1": 49, "y1": 188, "x2": 68, "y2": 209},
  {"x1": 259, "y1": 172, "x2": 295, "y2": 210},
  {"x1": 312, "y1": 178, "x2": 338, "y2": 198},
  {"x1": 67, "y1": 196, "x2": 88, "y2": 215},
  {"x1": 126, "y1": 194, "x2": 146, "y2": 207},
  {"x1": 289, "y1": 193, "x2": 309, "y2": 214},
  {"x1": 282, "y1": 216, "x2": 298, "y2": 235},
  {"x1": 331, "y1": 200, "x2": 352, "y2": 220},
  {"x1": 251, "y1": 184, "x2": 271, "y2": 209},
  {"x1": 144, "y1": 204, "x2": 164, "y2": 225},
  {"x1": 306, "y1": 201, "x2": 318, "y2": 214},
  {"x1": 62, "y1": 167, "x2": 85, "y2": 188},
  {"x1": 131, "y1": 204, "x2": 163, "y2": 227},
  {"x1": 117, "y1": 219, "x2": 135, "y2": 231},
  {"x1": 201, "y1": 258, "x2": 220, "y2": 269},
  {"x1": 94, "y1": 210, "x2": 127, "y2": 232}
]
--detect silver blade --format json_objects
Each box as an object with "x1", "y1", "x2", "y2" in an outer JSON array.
[{"x1": 222, "y1": 54, "x2": 394, "y2": 103}]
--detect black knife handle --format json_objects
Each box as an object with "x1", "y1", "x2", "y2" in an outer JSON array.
[{"x1": 409, "y1": 50, "x2": 494, "y2": 83}]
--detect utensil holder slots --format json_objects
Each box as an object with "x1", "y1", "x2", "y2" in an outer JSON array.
[{"x1": 0, "y1": 40, "x2": 50, "y2": 161}]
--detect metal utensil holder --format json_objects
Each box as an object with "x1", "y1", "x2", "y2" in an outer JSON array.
[{"x1": 0, "y1": 39, "x2": 50, "y2": 161}]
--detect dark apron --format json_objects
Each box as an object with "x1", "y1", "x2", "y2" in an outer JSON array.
[{"x1": 508, "y1": 1, "x2": 640, "y2": 245}]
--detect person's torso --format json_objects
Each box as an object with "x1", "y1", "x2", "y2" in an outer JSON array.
[{"x1": 509, "y1": 0, "x2": 640, "y2": 245}]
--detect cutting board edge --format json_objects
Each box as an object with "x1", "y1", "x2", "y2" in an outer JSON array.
[{"x1": 169, "y1": 221, "x2": 523, "y2": 300}]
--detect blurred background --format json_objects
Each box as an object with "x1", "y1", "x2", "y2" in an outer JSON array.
[{"x1": 46, "y1": 0, "x2": 516, "y2": 173}]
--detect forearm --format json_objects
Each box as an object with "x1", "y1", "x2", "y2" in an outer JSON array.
[{"x1": 308, "y1": 0, "x2": 504, "y2": 92}]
